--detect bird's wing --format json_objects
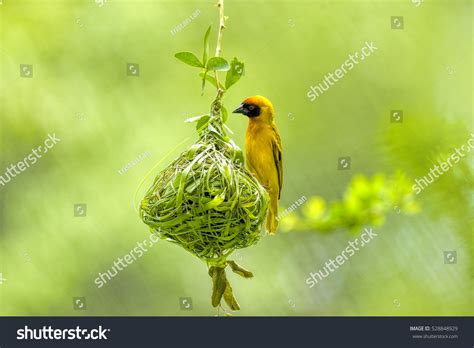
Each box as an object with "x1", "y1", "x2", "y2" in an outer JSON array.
[{"x1": 272, "y1": 127, "x2": 283, "y2": 199}]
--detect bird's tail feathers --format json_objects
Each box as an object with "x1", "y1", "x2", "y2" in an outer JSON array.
[{"x1": 265, "y1": 210, "x2": 279, "y2": 235}]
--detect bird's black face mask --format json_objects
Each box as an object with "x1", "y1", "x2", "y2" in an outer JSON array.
[{"x1": 233, "y1": 103, "x2": 261, "y2": 117}]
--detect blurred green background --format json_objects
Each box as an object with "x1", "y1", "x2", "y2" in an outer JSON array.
[{"x1": 0, "y1": 0, "x2": 472, "y2": 316}]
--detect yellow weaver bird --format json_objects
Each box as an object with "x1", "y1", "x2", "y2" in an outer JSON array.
[{"x1": 233, "y1": 96, "x2": 283, "y2": 235}]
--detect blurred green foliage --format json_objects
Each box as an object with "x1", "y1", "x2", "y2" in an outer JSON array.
[{"x1": 281, "y1": 172, "x2": 420, "y2": 233}]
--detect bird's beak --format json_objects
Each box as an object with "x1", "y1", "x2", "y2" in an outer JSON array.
[{"x1": 232, "y1": 104, "x2": 245, "y2": 114}]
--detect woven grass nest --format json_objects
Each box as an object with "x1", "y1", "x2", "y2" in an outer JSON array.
[{"x1": 140, "y1": 99, "x2": 269, "y2": 311}]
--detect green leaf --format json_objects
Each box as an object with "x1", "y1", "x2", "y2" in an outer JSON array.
[
  {"x1": 221, "y1": 105, "x2": 228, "y2": 123},
  {"x1": 203, "y1": 191, "x2": 226, "y2": 210},
  {"x1": 174, "y1": 52, "x2": 204, "y2": 68},
  {"x1": 207, "y1": 57, "x2": 230, "y2": 71},
  {"x1": 184, "y1": 114, "x2": 209, "y2": 123},
  {"x1": 199, "y1": 72, "x2": 219, "y2": 89},
  {"x1": 225, "y1": 57, "x2": 245, "y2": 89},
  {"x1": 203, "y1": 26, "x2": 211, "y2": 65},
  {"x1": 201, "y1": 69, "x2": 208, "y2": 95},
  {"x1": 196, "y1": 115, "x2": 210, "y2": 132}
]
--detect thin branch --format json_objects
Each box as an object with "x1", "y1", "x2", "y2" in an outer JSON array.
[
  {"x1": 214, "y1": 0, "x2": 225, "y2": 91},
  {"x1": 215, "y1": 0, "x2": 225, "y2": 58}
]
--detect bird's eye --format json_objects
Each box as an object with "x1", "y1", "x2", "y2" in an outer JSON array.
[{"x1": 248, "y1": 105, "x2": 255, "y2": 111}]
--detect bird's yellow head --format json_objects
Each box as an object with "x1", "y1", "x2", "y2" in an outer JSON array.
[{"x1": 232, "y1": 95, "x2": 275, "y2": 123}]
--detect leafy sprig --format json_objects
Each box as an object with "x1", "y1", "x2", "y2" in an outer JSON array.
[
  {"x1": 174, "y1": 26, "x2": 244, "y2": 96},
  {"x1": 280, "y1": 172, "x2": 420, "y2": 234}
]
